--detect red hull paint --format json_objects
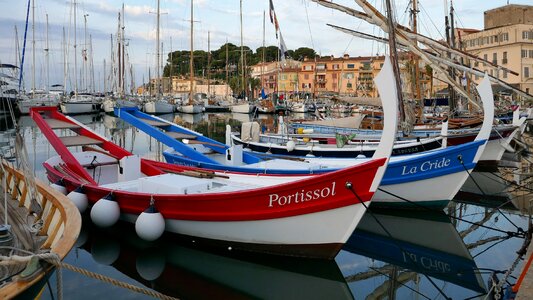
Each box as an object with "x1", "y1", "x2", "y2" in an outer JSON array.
[{"x1": 45, "y1": 157, "x2": 384, "y2": 222}]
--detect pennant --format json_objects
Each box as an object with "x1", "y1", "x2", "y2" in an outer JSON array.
[{"x1": 269, "y1": 0, "x2": 279, "y2": 38}]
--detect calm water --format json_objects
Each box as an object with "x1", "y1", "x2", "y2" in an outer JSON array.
[{"x1": 3, "y1": 112, "x2": 532, "y2": 299}]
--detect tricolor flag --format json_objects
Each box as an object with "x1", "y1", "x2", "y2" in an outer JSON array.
[
  {"x1": 279, "y1": 32, "x2": 289, "y2": 61},
  {"x1": 269, "y1": 0, "x2": 279, "y2": 38}
]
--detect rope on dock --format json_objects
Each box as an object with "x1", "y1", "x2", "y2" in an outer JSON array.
[{"x1": 60, "y1": 262, "x2": 179, "y2": 300}]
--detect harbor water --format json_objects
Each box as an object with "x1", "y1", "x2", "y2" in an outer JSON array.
[{"x1": 2, "y1": 112, "x2": 532, "y2": 299}]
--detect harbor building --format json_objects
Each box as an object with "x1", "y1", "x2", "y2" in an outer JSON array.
[{"x1": 459, "y1": 4, "x2": 533, "y2": 95}]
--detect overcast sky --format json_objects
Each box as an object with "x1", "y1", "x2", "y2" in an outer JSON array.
[{"x1": 0, "y1": 0, "x2": 530, "y2": 92}]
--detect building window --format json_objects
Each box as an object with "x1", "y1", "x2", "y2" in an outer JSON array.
[
  {"x1": 503, "y1": 70, "x2": 508, "y2": 79},
  {"x1": 347, "y1": 82, "x2": 352, "y2": 88},
  {"x1": 502, "y1": 33, "x2": 509, "y2": 41},
  {"x1": 332, "y1": 73, "x2": 337, "y2": 79},
  {"x1": 304, "y1": 74, "x2": 309, "y2": 80},
  {"x1": 503, "y1": 51, "x2": 508, "y2": 64},
  {"x1": 483, "y1": 54, "x2": 488, "y2": 66},
  {"x1": 523, "y1": 31, "x2": 530, "y2": 40},
  {"x1": 530, "y1": 50, "x2": 533, "y2": 58},
  {"x1": 343, "y1": 72, "x2": 354, "y2": 79},
  {"x1": 493, "y1": 53, "x2": 497, "y2": 64},
  {"x1": 347, "y1": 64, "x2": 355, "y2": 69},
  {"x1": 281, "y1": 75, "x2": 287, "y2": 80},
  {"x1": 303, "y1": 65, "x2": 313, "y2": 71},
  {"x1": 525, "y1": 67, "x2": 530, "y2": 78},
  {"x1": 522, "y1": 50, "x2": 528, "y2": 58}
]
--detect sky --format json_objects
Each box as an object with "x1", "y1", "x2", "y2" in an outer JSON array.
[{"x1": 0, "y1": 0, "x2": 531, "y2": 93}]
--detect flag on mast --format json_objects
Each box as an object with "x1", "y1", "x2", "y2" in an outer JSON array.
[
  {"x1": 279, "y1": 32, "x2": 288, "y2": 61},
  {"x1": 269, "y1": 0, "x2": 279, "y2": 38}
]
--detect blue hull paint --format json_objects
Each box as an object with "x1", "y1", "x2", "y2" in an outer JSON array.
[{"x1": 117, "y1": 108, "x2": 485, "y2": 200}]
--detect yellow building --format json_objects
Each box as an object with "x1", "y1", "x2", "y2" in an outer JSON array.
[
  {"x1": 298, "y1": 55, "x2": 385, "y2": 98},
  {"x1": 460, "y1": 4, "x2": 533, "y2": 95}
]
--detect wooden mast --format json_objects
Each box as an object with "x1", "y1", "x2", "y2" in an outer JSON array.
[
  {"x1": 156, "y1": 0, "x2": 160, "y2": 96},
  {"x1": 411, "y1": 0, "x2": 422, "y2": 121},
  {"x1": 385, "y1": 0, "x2": 406, "y2": 129}
]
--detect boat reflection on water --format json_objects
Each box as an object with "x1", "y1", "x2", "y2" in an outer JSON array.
[
  {"x1": 78, "y1": 221, "x2": 353, "y2": 299},
  {"x1": 343, "y1": 208, "x2": 486, "y2": 294}
]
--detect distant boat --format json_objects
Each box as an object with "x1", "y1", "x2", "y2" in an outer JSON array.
[
  {"x1": 143, "y1": 98, "x2": 175, "y2": 114},
  {"x1": 60, "y1": 93, "x2": 101, "y2": 115}
]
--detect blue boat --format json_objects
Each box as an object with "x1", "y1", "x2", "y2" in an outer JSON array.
[{"x1": 116, "y1": 70, "x2": 494, "y2": 208}]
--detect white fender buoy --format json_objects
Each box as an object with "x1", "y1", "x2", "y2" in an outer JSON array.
[
  {"x1": 286, "y1": 140, "x2": 296, "y2": 152},
  {"x1": 136, "y1": 250, "x2": 166, "y2": 281},
  {"x1": 135, "y1": 201, "x2": 165, "y2": 241},
  {"x1": 67, "y1": 186, "x2": 88, "y2": 213},
  {"x1": 50, "y1": 180, "x2": 67, "y2": 195},
  {"x1": 90, "y1": 194, "x2": 120, "y2": 228}
]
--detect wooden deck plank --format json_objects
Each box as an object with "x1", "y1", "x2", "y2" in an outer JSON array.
[
  {"x1": 44, "y1": 119, "x2": 81, "y2": 129},
  {"x1": 165, "y1": 131, "x2": 197, "y2": 140},
  {"x1": 59, "y1": 136, "x2": 103, "y2": 147},
  {"x1": 140, "y1": 118, "x2": 169, "y2": 127}
]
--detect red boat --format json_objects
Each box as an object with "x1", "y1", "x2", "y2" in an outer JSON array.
[{"x1": 31, "y1": 58, "x2": 399, "y2": 259}]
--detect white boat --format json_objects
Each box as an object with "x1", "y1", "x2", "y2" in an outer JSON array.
[
  {"x1": 0, "y1": 64, "x2": 22, "y2": 114},
  {"x1": 290, "y1": 102, "x2": 309, "y2": 113},
  {"x1": 60, "y1": 94, "x2": 100, "y2": 115},
  {"x1": 102, "y1": 98, "x2": 138, "y2": 114},
  {"x1": 177, "y1": 103, "x2": 203, "y2": 114},
  {"x1": 18, "y1": 90, "x2": 61, "y2": 114},
  {"x1": 143, "y1": 99, "x2": 175, "y2": 114},
  {"x1": 231, "y1": 102, "x2": 256, "y2": 114}
]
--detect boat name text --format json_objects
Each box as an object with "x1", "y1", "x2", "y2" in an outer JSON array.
[
  {"x1": 268, "y1": 182, "x2": 337, "y2": 207},
  {"x1": 401, "y1": 157, "x2": 451, "y2": 176}
]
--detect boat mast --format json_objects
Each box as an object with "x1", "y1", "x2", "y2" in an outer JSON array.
[
  {"x1": 411, "y1": 0, "x2": 422, "y2": 120},
  {"x1": 385, "y1": 0, "x2": 406, "y2": 130},
  {"x1": 207, "y1": 31, "x2": 210, "y2": 98},
  {"x1": 31, "y1": 0, "x2": 35, "y2": 96},
  {"x1": 156, "y1": 0, "x2": 160, "y2": 97},
  {"x1": 45, "y1": 13, "x2": 49, "y2": 95},
  {"x1": 240, "y1": 0, "x2": 245, "y2": 100},
  {"x1": 261, "y1": 10, "x2": 265, "y2": 96},
  {"x1": 449, "y1": 0, "x2": 457, "y2": 114},
  {"x1": 83, "y1": 13, "x2": 88, "y2": 92},
  {"x1": 121, "y1": 3, "x2": 125, "y2": 96},
  {"x1": 189, "y1": 0, "x2": 194, "y2": 104},
  {"x1": 225, "y1": 38, "x2": 228, "y2": 98},
  {"x1": 73, "y1": 0, "x2": 78, "y2": 97}
]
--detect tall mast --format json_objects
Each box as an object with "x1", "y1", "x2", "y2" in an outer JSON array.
[
  {"x1": 74, "y1": 0, "x2": 78, "y2": 97},
  {"x1": 225, "y1": 39, "x2": 228, "y2": 98},
  {"x1": 385, "y1": 0, "x2": 405, "y2": 125},
  {"x1": 240, "y1": 0, "x2": 245, "y2": 99},
  {"x1": 103, "y1": 58, "x2": 106, "y2": 94},
  {"x1": 63, "y1": 27, "x2": 66, "y2": 93},
  {"x1": 449, "y1": 0, "x2": 457, "y2": 113},
  {"x1": 31, "y1": 0, "x2": 35, "y2": 96},
  {"x1": 83, "y1": 13, "x2": 88, "y2": 92},
  {"x1": 411, "y1": 0, "x2": 421, "y2": 119},
  {"x1": 117, "y1": 10, "x2": 122, "y2": 96},
  {"x1": 207, "y1": 31, "x2": 211, "y2": 97},
  {"x1": 90, "y1": 34, "x2": 95, "y2": 92},
  {"x1": 121, "y1": 3, "x2": 125, "y2": 96},
  {"x1": 189, "y1": 0, "x2": 194, "y2": 104},
  {"x1": 45, "y1": 14, "x2": 49, "y2": 94},
  {"x1": 156, "y1": 0, "x2": 160, "y2": 96},
  {"x1": 261, "y1": 10, "x2": 265, "y2": 94}
]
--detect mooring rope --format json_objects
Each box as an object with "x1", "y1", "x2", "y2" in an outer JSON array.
[{"x1": 61, "y1": 263, "x2": 179, "y2": 300}]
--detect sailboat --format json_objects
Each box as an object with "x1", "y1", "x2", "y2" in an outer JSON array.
[
  {"x1": 143, "y1": 0, "x2": 175, "y2": 115},
  {"x1": 60, "y1": 0, "x2": 100, "y2": 115},
  {"x1": 177, "y1": 0, "x2": 203, "y2": 114},
  {"x1": 18, "y1": 12, "x2": 60, "y2": 114},
  {"x1": 229, "y1": 0, "x2": 255, "y2": 115}
]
